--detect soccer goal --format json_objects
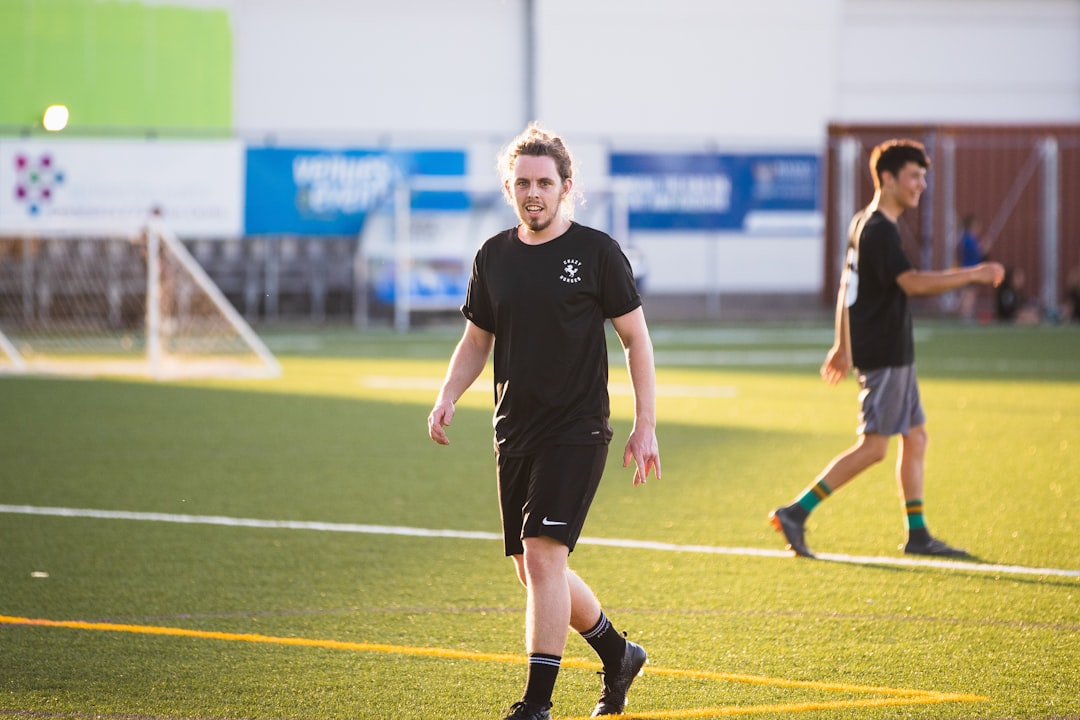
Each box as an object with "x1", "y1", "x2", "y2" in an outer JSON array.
[{"x1": 0, "y1": 221, "x2": 281, "y2": 380}]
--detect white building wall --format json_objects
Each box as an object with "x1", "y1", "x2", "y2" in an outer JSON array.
[
  {"x1": 534, "y1": 0, "x2": 843, "y2": 145},
  {"x1": 837, "y1": 0, "x2": 1080, "y2": 123},
  {"x1": 227, "y1": 0, "x2": 1080, "y2": 142},
  {"x1": 229, "y1": 0, "x2": 526, "y2": 143},
  {"x1": 220, "y1": 0, "x2": 1079, "y2": 296}
]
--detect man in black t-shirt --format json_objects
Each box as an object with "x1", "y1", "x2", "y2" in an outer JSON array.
[
  {"x1": 769, "y1": 139, "x2": 1004, "y2": 560},
  {"x1": 428, "y1": 124, "x2": 661, "y2": 720}
]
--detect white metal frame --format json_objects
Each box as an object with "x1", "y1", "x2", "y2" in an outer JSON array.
[{"x1": 0, "y1": 223, "x2": 281, "y2": 380}]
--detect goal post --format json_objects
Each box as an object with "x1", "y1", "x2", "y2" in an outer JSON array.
[{"x1": 0, "y1": 222, "x2": 281, "y2": 380}]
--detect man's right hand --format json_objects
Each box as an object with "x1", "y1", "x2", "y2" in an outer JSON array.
[
  {"x1": 820, "y1": 345, "x2": 852, "y2": 386},
  {"x1": 978, "y1": 261, "x2": 1006, "y2": 287},
  {"x1": 427, "y1": 399, "x2": 455, "y2": 445}
]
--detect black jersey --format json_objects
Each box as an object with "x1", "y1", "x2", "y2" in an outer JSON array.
[
  {"x1": 847, "y1": 210, "x2": 915, "y2": 370},
  {"x1": 462, "y1": 222, "x2": 642, "y2": 456}
]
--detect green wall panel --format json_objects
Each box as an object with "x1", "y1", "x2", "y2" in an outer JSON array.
[{"x1": 0, "y1": 0, "x2": 232, "y2": 134}]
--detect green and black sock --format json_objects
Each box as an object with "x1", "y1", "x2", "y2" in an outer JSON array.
[
  {"x1": 788, "y1": 479, "x2": 832, "y2": 521},
  {"x1": 905, "y1": 499, "x2": 930, "y2": 544}
]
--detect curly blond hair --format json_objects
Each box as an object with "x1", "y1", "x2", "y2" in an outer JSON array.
[{"x1": 497, "y1": 122, "x2": 582, "y2": 219}]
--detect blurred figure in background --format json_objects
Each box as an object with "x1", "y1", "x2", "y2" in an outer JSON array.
[
  {"x1": 769, "y1": 139, "x2": 1004, "y2": 560},
  {"x1": 996, "y1": 267, "x2": 1042, "y2": 325},
  {"x1": 957, "y1": 213, "x2": 987, "y2": 322},
  {"x1": 1063, "y1": 265, "x2": 1080, "y2": 324},
  {"x1": 996, "y1": 267, "x2": 1022, "y2": 322}
]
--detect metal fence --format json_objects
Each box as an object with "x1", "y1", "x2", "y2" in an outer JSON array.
[{"x1": 825, "y1": 124, "x2": 1080, "y2": 321}]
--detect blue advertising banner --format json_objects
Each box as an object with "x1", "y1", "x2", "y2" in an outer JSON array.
[
  {"x1": 610, "y1": 152, "x2": 820, "y2": 231},
  {"x1": 245, "y1": 148, "x2": 468, "y2": 235}
]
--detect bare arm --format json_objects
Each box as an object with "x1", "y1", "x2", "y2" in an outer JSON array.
[
  {"x1": 896, "y1": 261, "x2": 1005, "y2": 297},
  {"x1": 820, "y1": 274, "x2": 853, "y2": 385},
  {"x1": 611, "y1": 306, "x2": 661, "y2": 485},
  {"x1": 823, "y1": 213, "x2": 865, "y2": 385},
  {"x1": 427, "y1": 321, "x2": 494, "y2": 445}
]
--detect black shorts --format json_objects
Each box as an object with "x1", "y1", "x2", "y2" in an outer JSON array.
[{"x1": 496, "y1": 444, "x2": 608, "y2": 556}]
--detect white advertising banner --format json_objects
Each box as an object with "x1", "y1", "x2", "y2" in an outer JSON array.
[{"x1": 0, "y1": 138, "x2": 244, "y2": 237}]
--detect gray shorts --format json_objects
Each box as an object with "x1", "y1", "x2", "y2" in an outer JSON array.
[{"x1": 856, "y1": 364, "x2": 926, "y2": 436}]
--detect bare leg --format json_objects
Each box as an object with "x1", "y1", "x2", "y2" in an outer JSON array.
[
  {"x1": 567, "y1": 568, "x2": 604, "y2": 633},
  {"x1": 897, "y1": 424, "x2": 928, "y2": 502},
  {"x1": 895, "y1": 423, "x2": 965, "y2": 556},
  {"x1": 771, "y1": 433, "x2": 891, "y2": 557},
  {"x1": 512, "y1": 537, "x2": 606, "y2": 649},
  {"x1": 816, "y1": 433, "x2": 890, "y2": 492},
  {"x1": 513, "y1": 536, "x2": 572, "y2": 656}
]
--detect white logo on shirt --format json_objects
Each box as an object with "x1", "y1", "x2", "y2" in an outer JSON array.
[
  {"x1": 560, "y1": 258, "x2": 583, "y2": 284},
  {"x1": 844, "y1": 246, "x2": 859, "y2": 307}
]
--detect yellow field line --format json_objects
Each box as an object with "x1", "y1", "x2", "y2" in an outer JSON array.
[
  {"x1": 557, "y1": 693, "x2": 988, "y2": 720},
  {"x1": 0, "y1": 614, "x2": 987, "y2": 719}
]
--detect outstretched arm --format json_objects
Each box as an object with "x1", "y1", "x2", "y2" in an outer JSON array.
[
  {"x1": 896, "y1": 261, "x2": 1005, "y2": 296},
  {"x1": 427, "y1": 321, "x2": 494, "y2": 445},
  {"x1": 611, "y1": 307, "x2": 661, "y2": 485}
]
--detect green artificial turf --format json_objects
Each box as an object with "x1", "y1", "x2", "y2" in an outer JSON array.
[{"x1": 1, "y1": 321, "x2": 1077, "y2": 719}]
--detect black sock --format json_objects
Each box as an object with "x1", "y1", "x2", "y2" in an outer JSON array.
[
  {"x1": 785, "y1": 502, "x2": 810, "y2": 522},
  {"x1": 908, "y1": 526, "x2": 931, "y2": 545},
  {"x1": 523, "y1": 653, "x2": 560, "y2": 707},
  {"x1": 580, "y1": 612, "x2": 627, "y2": 672}
]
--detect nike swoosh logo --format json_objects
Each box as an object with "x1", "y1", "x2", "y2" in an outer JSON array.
[{"x1": 541, "y1": 517, "x2": 568, "y2": 526}]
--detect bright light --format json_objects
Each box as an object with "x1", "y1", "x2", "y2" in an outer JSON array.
[{"x1": 42, "y1": 104, "x2": 70, "y2": 132}]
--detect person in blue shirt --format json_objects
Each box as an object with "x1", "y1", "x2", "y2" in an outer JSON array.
[{"x1": 957, "y1": 213, "x2": 987, "y2": 321}]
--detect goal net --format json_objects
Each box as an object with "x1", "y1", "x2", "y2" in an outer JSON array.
[{"x1": 0, "y1": 221, "x2": 280, "y2": 380}]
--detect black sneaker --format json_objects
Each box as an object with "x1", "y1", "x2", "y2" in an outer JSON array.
[
  {"x1": 501, "y1": 700, "x2": 551, "y2": 720},
  {"x1": 769, "y1": 506, "x2": 814, "y2": 558},
  {"x1": 904, "y1": 536, "x2": 969, "y2": 557},
  {"x1": 591, "y1": 640, "x2": 647, "y2": 716}
]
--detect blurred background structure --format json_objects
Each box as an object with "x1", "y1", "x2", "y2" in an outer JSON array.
[{"x1": 1, "y1": 0, "x2": 1078, "y2": 328}]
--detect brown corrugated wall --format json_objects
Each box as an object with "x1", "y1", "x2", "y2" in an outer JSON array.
[{"x1": 824, "y1": 124, "x2": 1080, "y2": 320}]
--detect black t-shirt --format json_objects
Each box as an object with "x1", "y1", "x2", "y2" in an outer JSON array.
[
  {"x1": 462, "y1": 222, "x2": 642, "y2": 455},
  {"x1": 847, "y1": 210, "x2": 915, "y2": 370}
]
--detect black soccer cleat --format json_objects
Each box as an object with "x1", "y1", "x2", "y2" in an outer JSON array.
[
  {"x1": 591, "y1": 640, "x2": 648, "y2": 716},
  {"x1": 769, "y1": 506, "x2": 815, "y2": 558},
  {"x1": 501, "y1": 700, "x2": 552, "y2": 720},
  {"x1": 903, "y1": 535, "x2": 969, "y2": 557}
]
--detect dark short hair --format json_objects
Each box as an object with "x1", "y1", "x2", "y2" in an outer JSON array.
[{"x1": 869, "y1": 139, "x2": 930, "y2": 189}]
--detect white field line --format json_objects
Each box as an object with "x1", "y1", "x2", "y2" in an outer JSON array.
[{"x1": 3, "y1": 504, "x2": 1078, "y2": 579}]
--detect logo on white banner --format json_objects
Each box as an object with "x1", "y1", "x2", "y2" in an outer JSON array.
[{"x1": 12, "y1": 153, "x2": 65, "y2": 216}]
